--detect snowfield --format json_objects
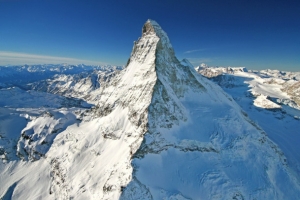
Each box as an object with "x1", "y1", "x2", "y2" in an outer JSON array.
[
  {"x1": 197, "y1": 65, "x2": 300, "y2": 191},
  {"x1": 0, "y1": 20, "x2": 300, "y2": 199}
]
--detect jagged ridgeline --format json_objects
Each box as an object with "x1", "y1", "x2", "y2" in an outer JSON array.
[
  {"x1": 0, "y1": 20, "x2": 299, "y2": 200},
  {"x1": 96, "y1": 19, "x2": 300, "y2": 199},
  {"x1": 120, "y1": 20, "x2": 300, "y2": 199}
]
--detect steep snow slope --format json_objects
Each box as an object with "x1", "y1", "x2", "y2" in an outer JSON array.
[
  {"x1": 121, "y1": 21, "x2": 300, "y2": 199},
  {"x1": 0, "y1": 20, "x2": 158, "y2": 199},
  {"x1": 0, "y1": 86, "x2": 90, "y2": 163},
  {"x1": 1, "y1": 20, "x2": 300, "y2": 200},
  {"x1": 196, "y1": 66, "x2": 300, "y2": 191}
]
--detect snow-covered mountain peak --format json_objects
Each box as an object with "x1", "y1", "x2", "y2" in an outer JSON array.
[
  {"x1": 122, "y1": 21, "x2": 300, "y2": 199},
  {"x1": 142, "y1": 19, "x2": 159, "y2": 35},
  {"x1": 129, "y1": 19, "x2": 174, "y2": 64},
  {"x1": 142, "y1": 19, "x2": 168, "y2": 41},
  {"x1": 1, "y1": 20, "x2": 300, "y2": 200}
]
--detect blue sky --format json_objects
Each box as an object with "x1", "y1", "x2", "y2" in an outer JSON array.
[{"x1": 0, "y1": 0, "x2": 299, "y2": 71}]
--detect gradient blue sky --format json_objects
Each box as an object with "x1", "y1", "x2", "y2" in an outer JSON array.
[{"x1": 0, "y1": 0, "x2": 299, "y2": 71}]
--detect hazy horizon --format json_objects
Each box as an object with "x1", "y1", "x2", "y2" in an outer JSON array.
[{"x1": 1, "y1": 0, "x2": 299, "y2": 71}]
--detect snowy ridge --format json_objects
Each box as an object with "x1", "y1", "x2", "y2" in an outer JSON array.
[
  {"x1": 197, "y1": 66, "x2": 300, "y2": 111},
  {"x1": 121, "y1": 22, "x2": 300, "y2": 199},
  {"x1": 197, "y1": 65, "x2": 300, "y2": 193},
  {"x1": 28, "y1": 68, "x2": 122, "y2": 104},
  {"x1": 0, "y1": 84, "x2": 90, "y2": 163},
  {"x1": 195, "y1": 65, "x2": 248, "y2": 78},
  {"x1": 0, "y1": 20, "x2": 159, "y2": 199}
]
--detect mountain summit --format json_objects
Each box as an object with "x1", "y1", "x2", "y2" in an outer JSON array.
[
  {"x1": 121, "y1": 20, "x2": 300, "y2": 199},
  {"x1": 1, "y1": 20, "x2": 300, "y2": 200}
]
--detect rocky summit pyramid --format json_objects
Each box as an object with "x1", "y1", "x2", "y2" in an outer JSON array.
[
  {"x1": 1, "y1": 20, "x2": 300, "y2": 200},
  {"x1": 118, "y1": 20, "x2": 300, "y2": 199}
]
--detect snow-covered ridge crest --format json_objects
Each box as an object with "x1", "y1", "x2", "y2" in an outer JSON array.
[
  {"x1": 122, "y1": 23, "x2": 300, "y2": 199},
  {"x1": 0, "y1": 20, "x2": 160, "y2": 199},
  {"x1": 129, "y1": 19, "x2": 174, "y2": 64},
  {"x1": 142, "y1": 19, "x2": 173, "y2": 51}
]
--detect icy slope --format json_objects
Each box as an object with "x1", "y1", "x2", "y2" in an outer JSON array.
[
  {"x1": 197, "y1": 66, "x2": 300, "y2": 190},
  {"x1": 0, "y1": 20, "x2": 159, "y2": 199},
  {"x1": 121, "y1": 21, "x2": 300, "y2": 199},
  {"x1": 0, "y1": 86, "x2": 89, "y2": 163}
]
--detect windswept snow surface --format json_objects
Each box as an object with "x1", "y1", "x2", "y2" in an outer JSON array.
[
  {"x1": 121, "y1": 21, "x2": 300, "y2": 200},
  {"x1": 1, "y1": 21, "x2": 159, "y2": 199},
  {"x1": 197, "y1": 66, "x2": 300, "y2": 197},
  {"x1": 1, "y1": 20, "x2": 300, "y2": 200}
]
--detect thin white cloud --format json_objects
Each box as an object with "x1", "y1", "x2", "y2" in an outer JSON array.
[
  {"x1": 0, "y1": 51, "x2": 107, "y2": 66},
  {"x1": 184, "y1": 49, "x2": 206, "y2": 54}
]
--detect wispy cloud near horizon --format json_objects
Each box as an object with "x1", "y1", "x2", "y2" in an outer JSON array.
[
  {"x1": 184, "y1": 49, "x2": 207, "y2": 54},
  {"x1": 0, "y1": 51, "x2": 107, "y2": 66}
]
